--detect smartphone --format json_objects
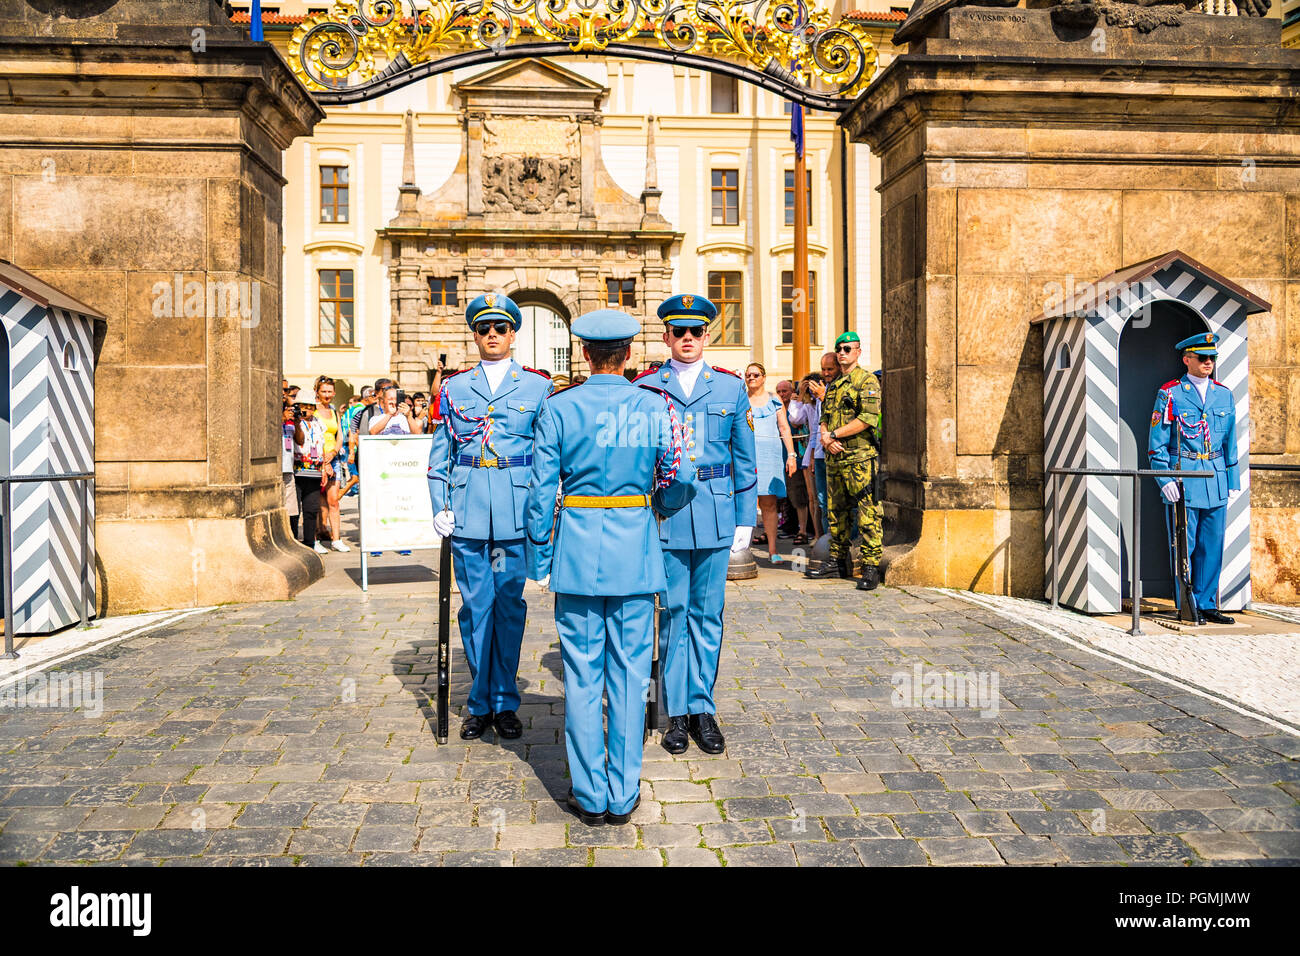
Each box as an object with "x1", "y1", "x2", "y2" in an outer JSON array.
[
  {"x1": 438, "y1": 353, "x2": 447, "y2": 366},
  {"x1": 395, "y1": 389, "x2": 407, "y2": 406}
]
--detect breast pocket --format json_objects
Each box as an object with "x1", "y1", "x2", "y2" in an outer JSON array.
[
  {"x1": 509, "y1": 400, "x2": 538, "y2": 433},
  {"x1": 707, "y1": 403, "x2": 733, "y2": 442},
  {"x1": 1211, "y1": 409, "x2": 1230, "y2": 436}
]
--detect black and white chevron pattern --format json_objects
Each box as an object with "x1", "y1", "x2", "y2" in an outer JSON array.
[
  {"x1": 1042, "y1": 264, "x2": 1253, "y2": 614},
  {"x1": 1, "y1": 290, "x2": 96, "y2": 634}
]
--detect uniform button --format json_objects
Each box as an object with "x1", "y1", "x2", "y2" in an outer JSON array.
[
  {"x1": 689, "y1": 455, "x2": 696, "y2": 461},
  {"x1": 688, "y1": 442, "x2": 695, "y2": 448},
  {"x1": 487, "y1": 405, "x2": 494, "y2": 412}
]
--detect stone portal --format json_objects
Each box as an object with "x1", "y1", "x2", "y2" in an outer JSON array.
[
  {"x1": 0, "y1": 0, "x2": 325, "y2": 614},
  {"x1": 842, "y1": 7, "x2": 1300, "y2": 603}
]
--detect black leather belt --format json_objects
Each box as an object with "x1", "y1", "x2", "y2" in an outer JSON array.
[
  {"x1": 695, "y1": 464, "x2": 731, "y2": 480},
  {"x1": 457, "y1": 453, "x2": 533, "y2": 468}
]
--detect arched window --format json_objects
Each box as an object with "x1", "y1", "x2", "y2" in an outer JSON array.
[
  {"x1": 62, "y1": 341, "x2": 79, "y2": 372},
  {"x1": 1055, "y1": 343, "x2": 1071, "y2": 372}
]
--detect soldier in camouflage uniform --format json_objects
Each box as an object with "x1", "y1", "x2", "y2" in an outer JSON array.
[{"x1": 806, "y1": 331, "x2": 882, "y2": 590}]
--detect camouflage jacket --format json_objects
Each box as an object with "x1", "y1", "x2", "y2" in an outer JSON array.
[{"x1": 820, "y1": 365, "x2": 880, "y2": 462}]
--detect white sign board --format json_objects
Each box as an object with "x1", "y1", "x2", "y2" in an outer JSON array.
[{"x1": 357, "y1": 435, "x2": 440, "y2": 590}]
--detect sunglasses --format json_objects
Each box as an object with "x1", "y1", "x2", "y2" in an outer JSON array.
[
  {"x1": 1193, "y1": 355, "x2": 1215, "y2": 362},
  {"x1": 836, "y1": 344, "x2": 858, "y2": 354},
  {"x1": 670, "y1": 325, "x2": 705, "y2": 339},
  {"x1": 744, "y1": 372, "x2": 763, "y2": 379},
  {"x1": 475, "y1": 320, "x2": 511, "y2": 336}
]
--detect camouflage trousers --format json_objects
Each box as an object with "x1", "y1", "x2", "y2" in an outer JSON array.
[{"x1": 826, "y1": 455, "x2": 882, "y2": 568}]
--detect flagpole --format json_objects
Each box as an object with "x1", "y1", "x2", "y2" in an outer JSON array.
[
  {"x1": 250, "y1": 0, "x2": 264, "y2": 42},
  {"x1": 792, "y1": 99, "x2": 810, "y2": 382}
]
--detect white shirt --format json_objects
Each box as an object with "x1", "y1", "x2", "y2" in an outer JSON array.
[
  {"x1": 1188, "y1": 372, "x2": 1210, "y2": 404},
  {"x1": 481, "y1": 357, "x2": 511, "y2": 394},
  {"x1": 669, "y1": 357, "x2": 705, "y2": 398}
]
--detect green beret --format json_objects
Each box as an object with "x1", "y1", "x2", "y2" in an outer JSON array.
[{"x1": 834, "y1": 331, "x2": 861, "y2": 347}]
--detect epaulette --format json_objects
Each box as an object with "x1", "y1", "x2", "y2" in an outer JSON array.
[
  {"x1": 1212, "y1": 379, "x2": 1226, "y2": 387},
  {"x1": 1159, "y1": 380, "x2": 1179, "y2": 391},
  {"x1": 522, "y1": 366, "x2": 550, "y2": 379},
  {"x1": 633, "y1": 366, "x2": 660, "y2": 382},
  {"x1": 711, "y1": 365, "x2": 741, "y2": 379}
]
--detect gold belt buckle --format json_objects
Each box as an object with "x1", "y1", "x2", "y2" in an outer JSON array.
[{"x1": 480, "y1": 452, "x2": 498, "y2": 468}]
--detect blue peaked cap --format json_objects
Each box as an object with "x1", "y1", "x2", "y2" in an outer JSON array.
[
  {"x1": 572, "y1": 309, "x2": 640, "y2": 342},
  {"x1": 658, "y1": 293, "x2": 717, "y2": 327},
  {"x1": 466, "y1": 292, "x2": 523, "y2": 330},
  {"x1": 1176, "y1": 332, "x2": 1219, "y2": 357}
]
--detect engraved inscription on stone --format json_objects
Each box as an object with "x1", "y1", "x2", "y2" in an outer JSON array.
[{"x1": 483, "y1": 118, "x2": 578, "y2": 157}]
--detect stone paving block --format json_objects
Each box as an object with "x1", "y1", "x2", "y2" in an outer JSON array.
[
  {"x1": 912, "y1": 791, "x2": 975, "y2": 812},
  {"x1": 1049, "y1": 835, "x2": 1130, "y2": 863},
  {"x1": 700, "y1": 821, "x2": 772, "y2": 846},
  {"x1": 723, "y1": 844, "x2": 797, "y2": 867},
  {"x1": 850, "y1": 792, "x2": 918, "y2": 815},
  {"x1": 287, "y1": 827, "x2": 356, "y2": 855},
  {"x1": 203, "y1": 828, "x2": 292, "y2": 857},
  {"x1": 1008, "y1": 811, "x2": 1089, "y2": 835},
  {"x1": 567, "y1": 823, "x2": 638, "y2": 848},
  {"x1": 640, "y1": 824, "x2": 703, "y2": 848},
  {"x1": 955, "y1": 811, "x2": 1021, "y2": 836},
  {"x1": 823, "y1": 815, "x2": 900, "y2": 839},
  {"x1": 498, "y1": 824, "x2": 567, "y2": 851},
  {"x1": 1237, "y1": 831, "x2": 1300, "y2": 859},
  {"x1": 794, "y1": 841, "x2": 863, "y2": 866},
  {"x1": 0, "y1": 830, "x2": 57, "y2": 861},
  {"x1": 723, "y1": 796, "x2": 792, "y2": 820},
  {"x1": 850, "y1": 838, "x2": 929, "y2": 866},
  {"x1": 1134, "y1": 810, "x2": 1221, "y2": 833},
  {"x1": 992, "y1": 835, "x2": 1065, "y2": 864},
  {"x1": 595, "y1": 848, "x2": 664, "y2": 867},
  {"x1": 894, "y1": 812, "x2": 966, "y2": 838},
  {"x1": 1113, "y1": 834, "x2": 1198, "y2": 863},
  {"x1": 665, "y1": 847, "x2": 722, "y2": 867},
  {"x1": 443, "y1": 850, "x2": 513, "y2": 866},
  {"x1": 919, "y1": 836, "x2": 1003, "y2": 866},
  {"x1": 353, "y1": 825, "x2": 418, "y2": 853},
  {"x1": 77, "y1": 805, "x2": 167, "y2": 830},
  {"x1": 663, "y1": 802, "x2": 721, "y2": 825},
  {"x1": 650, "y1": 780, "x2": 714, "y2": 803},
  {"x1": 514, "y1": 848, "x2": 589, "y2": 866},
  {"x1": 707, "y1": 777, "x2": 769, "y2": 799},
  {"x1": 161, "y1": 803, "x2": 239, "y2": 830},
  {"x1": 969, "y1": 790, "x2": 1045, "y2": 811},
  {"x1": 235, "y1": 802, "x2": 313, "y2": 828}
]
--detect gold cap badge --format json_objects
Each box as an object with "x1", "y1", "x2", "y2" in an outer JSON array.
[{"x1": 682, "y1": 294, "x2": 694, "y2": 309}]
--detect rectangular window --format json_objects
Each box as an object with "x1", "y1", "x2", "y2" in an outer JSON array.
[
  {"x1": 780, "y1": 271, "x2": 817, "y2": 346},
  {"x1": 319, "y1": 269, "x2": 355, "y2": 345},
  {"x1": 711, "y1": 169, "x2": 739, "y2": 226},
  {"x1": 707, "y1": 271, "x2": 743, "y2": 346},
  {"x1": 711, "y1": 74, "x2": 738, "y2": 114},
  {"x1": 604, "y1": 278, "x2": 636, "y2": 308},
  {"x1": 784, "y1": 169, "x2": 813, "y2": 226},
  {"x1": 320, "y1": 166, "x2": 349, "y2": 223},
  {"x1": 428, "y1": 276, "x2": 459, "y2": 307}
]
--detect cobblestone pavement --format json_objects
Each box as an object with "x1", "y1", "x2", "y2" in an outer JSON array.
[
  {"x1": 954, "y1": 592, "x2": 1300, "y2": 731},
  {"x1": 1, "y1": 579, "x2": 1297, "y2": 866}
]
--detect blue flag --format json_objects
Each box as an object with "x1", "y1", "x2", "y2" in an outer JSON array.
[
  {"x1": 790, "y1": 101, "x2": 804, "y2": 160},
  {"x1": 251, "y1": 0, "x2": 264, "y2": 41}
]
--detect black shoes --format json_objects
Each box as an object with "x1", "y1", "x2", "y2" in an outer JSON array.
[
  {"x1": 460, "y1": 712, "x2": 492, "y2": 740},
  {"x1": 1201, "y1": 608, "x2": 1236, "y2": 625},
  {"x1": 856, "y1": 565, "x2": 880, "y2": 591},
  {"x1": 566, "y1": 789, "x2": 605, "y2": 827},
  {"x1": 689, "y1": 713, "x2": 726, "y2": 755},
  {"x1": 493, "y1": 710, "x2": 523, "y2": 739},
  {"x1": 806, "y1": 556, "x2": 852, "y2": 580},
  {"x1": 606, "y1": 794, "x2": 640, "y2": 826},
  {"x1": 662, "y1": 716, "x2": 689, "y2": 755}
]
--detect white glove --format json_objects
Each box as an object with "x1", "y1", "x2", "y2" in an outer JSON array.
[
  {"x1": 432, "y1": 509, "x2": 455, "y2": 537},
  {"x1": 1228, "y1": 489, "x2": 1243, "y2": 502},
  {"x1": 1160, "y1": 482, "x2": 1181, "y2": 504},
  {"x1": 536, "y1": 575, "x2": 550, "y2": 592},
  {"x1": 730, "y1": 526, "x2": 754, "y2": 554}
]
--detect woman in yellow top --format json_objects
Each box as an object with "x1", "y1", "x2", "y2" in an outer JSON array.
[{"x1": 315, "y1": 375, "x2": 351, "y2": 552}]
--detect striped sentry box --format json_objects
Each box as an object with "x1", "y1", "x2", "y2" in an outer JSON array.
[{"x1": 1036, "y1": 252, "x2": 1269, "y2": 614}]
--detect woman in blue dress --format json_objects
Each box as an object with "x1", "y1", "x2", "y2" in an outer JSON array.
[{"x1": 744, "y1": 363, "x2": 797, "y2": 564}]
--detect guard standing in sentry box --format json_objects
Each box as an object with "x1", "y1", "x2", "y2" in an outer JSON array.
[
  {"x1": 524, "y1": 309, "x2": 694, "y2": 826},
  {"x1": 1148, "y1": 332, "x2": 1240, "y2": 626},
  {"x1": 637, "y1": 293, "x2": 758, "y2": 757},
  {"x1": 427, "y1": 293, "x2": 553, "y2": 740}
]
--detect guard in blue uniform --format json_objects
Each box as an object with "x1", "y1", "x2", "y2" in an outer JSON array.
[
  {"x1": 525, "y1": 309, "x2": 693, "y2": 825},
  {"x1": 1148, "y1": 332, "x2": 1240, "y2": 625},
  {"x1": 636, "y1": 294, "x2": 758, "y2": 756},
  {"x1": 427, "y1": 292, "x2": 553, "y2": 740}
]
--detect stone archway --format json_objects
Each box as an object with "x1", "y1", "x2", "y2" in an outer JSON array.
[{"x1": 510, "y1": 289, "x2": 572, "y2": 377}]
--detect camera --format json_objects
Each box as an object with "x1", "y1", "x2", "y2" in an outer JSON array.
[{"x1": 395, "y1": 389, "x2": 407, "y2": 406}]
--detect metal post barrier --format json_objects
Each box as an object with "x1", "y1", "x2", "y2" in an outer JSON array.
[
  {"x1": 0, "y1": 472, "x2": 97, "y2": 659},
  {"x1": 1045, "y1": 466, "x2": 1213, "y2": 636},
  {"x1": 2, "y1": 480, "x2": 14, "y2": 660}
]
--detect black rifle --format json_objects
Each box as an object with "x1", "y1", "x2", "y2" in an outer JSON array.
[
  {"x1": 646, "y1": 594, "x2": 661, "y2": 740},
  {"x1": 1170, "y1": 461, "x2": 1202, "y2": 626},
  {"x1": 436, "y1": 535, "x2": 452, "y2": 742}
]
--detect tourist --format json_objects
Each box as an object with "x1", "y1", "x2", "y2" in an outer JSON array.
[
  {"x1": 744, "y1": 362, "x2": 797, "y2": 564},
  {"x1": 292, "y1": 398, "x2": 328, "y2": 555},
  {"x1": 369, "y1": 385, "x2": 422, "y2": 435},
  {"x1": 282, "y1": 393, "x2": 300, "y2": 539},
  {"x1": 314, "y1": 376, "x2": 350, "y2": 553},
  {"x1": 777, "y1": 378, "x2": 812, "y2": 545}
]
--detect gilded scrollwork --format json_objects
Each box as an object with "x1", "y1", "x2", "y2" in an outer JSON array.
[{"x1": 290, "y1": 0, "x2": 878, "y2": 102}]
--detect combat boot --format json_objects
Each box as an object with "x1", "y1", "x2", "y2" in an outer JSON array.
[
  {"x1": 856, "y1": 565, "x2": 879, "y2": 591},
  {"x1": 806, "y1": 556, "x2": 851, "y2": 580}
]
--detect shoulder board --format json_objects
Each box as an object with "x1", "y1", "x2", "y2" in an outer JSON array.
[
  {"x1": 1159, "y1": 380, "x2": 1179, "y2": 391},
  {"x1": 633, "y1": 367, "x2": 659, "y2": 382},
  {"x1": 710, "y1": 366, "x2": 741, "y2": 379},
  {"x1": 522, "y1": 366, "x2": 550, "y2": 379},
  {"x1": 1212, "y1": 379, "x2": 1226, "y2": 388}
]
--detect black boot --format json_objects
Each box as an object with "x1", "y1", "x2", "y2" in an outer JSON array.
[
  {"x1": 806, "y1": 556, "x2": 851, "y2": 580},
  {"x1": 661, "y1": 715, "x2": 689, "y2": 755},
  {"x1": 856, "y1": 565, "x2": 879, "y2": 591},
  {"x1": 1201, "y1": 608, "x2": 1235, "y2": 625},
  {"x1": 688, "y1": 714, "x2": 726, "y2": 755}
]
